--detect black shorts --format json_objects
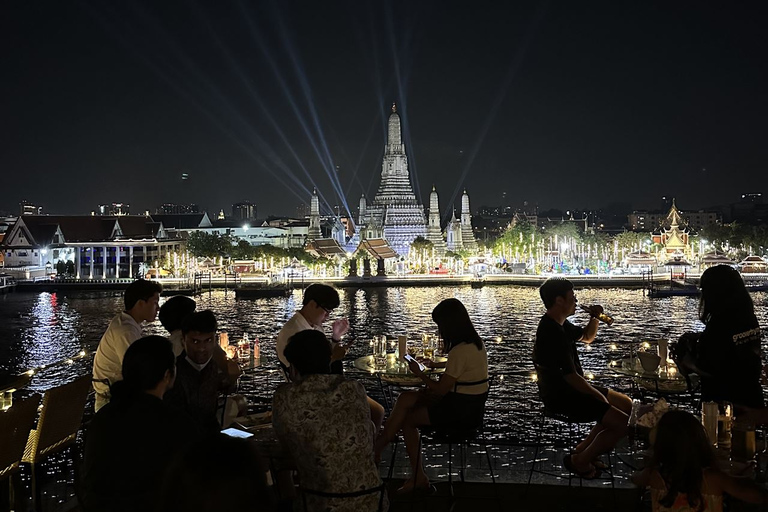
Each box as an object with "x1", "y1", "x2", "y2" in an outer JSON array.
[
  {"x1": 544, "y1": 385, "x2": 611, "y2": 423},
  {"x1": 427, "y1": 391, "x2": 488, "y2": 431}
]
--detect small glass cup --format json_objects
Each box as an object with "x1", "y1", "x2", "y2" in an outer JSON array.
[
  {"x1": 218, "y1": 332, "x2": 229, "y2": 351},
  {"x1": 423, "y1": 337, "x2": 435, "y2": 360},
  {"x1": 374, "y1": 335, "x2": 387, "y2": 369}
]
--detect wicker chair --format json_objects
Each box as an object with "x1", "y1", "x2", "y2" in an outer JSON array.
[
  {"x1": 0, "y1": 394, "x2": 41, "y2": 510},
  {"x1": 22, "y1": 376, "x2": 91, "y2": 509}
]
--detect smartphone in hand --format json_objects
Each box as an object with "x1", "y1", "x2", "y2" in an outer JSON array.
[{"x1": 403, "y1": 354, "x2": 426, "y2": 372}]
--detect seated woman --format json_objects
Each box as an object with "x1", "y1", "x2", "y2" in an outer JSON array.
[
  {"x1": 677, "y1": 264, "x2": 763, "y2": 407},
  {"x1": 374, "y1": 298, "x2": 489, "y2": 493},
  {"x1": 633, "y1": 410, "x2": 767, "y2": 511}
]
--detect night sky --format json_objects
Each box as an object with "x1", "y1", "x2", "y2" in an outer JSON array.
[{"x1": 3, "y1": 1, "x2": 767, "y2": 218}]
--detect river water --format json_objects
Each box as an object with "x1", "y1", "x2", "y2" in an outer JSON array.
[{"x1": 2, "y1": 286, "x2": 767, "y2": 439}]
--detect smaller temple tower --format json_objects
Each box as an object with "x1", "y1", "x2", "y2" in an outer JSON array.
[
  {"x1": 446, "y1": 210, "x2": 463, "y2": 252},
  {"x1": 308, "y1": 189, "x2": 322, "y2": 240},
  {"x1": 425, "y1": 186, "x2": 447, "y2": 255},
  {"x1": 358, "y1": 195, "x2": 367, "y2": 226},
  {"x1": 460, "y1": 190, "x2": 477, "y2": 252},
  {"x1": 653, "y1": 199, "x2": 690, "y2": 259}
]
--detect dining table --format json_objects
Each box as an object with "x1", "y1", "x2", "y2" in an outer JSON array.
[{"x1": 607, "y1": 357, "x2": 697, "y2": 395}]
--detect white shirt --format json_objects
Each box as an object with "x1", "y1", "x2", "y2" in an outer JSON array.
[
  {"x1": 92, "y1": 312, "x2": 143, "y2": 396},
  {"x1": 444, "y1": 342, "x2": 489, "y2": 395},
  {"x1": 276, "y1": 312, "x2": 323, "y2": 366}
]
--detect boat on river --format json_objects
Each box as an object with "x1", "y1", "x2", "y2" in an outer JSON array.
[{"x1": 0, "y1": 273, "x2": 16, "y2": 294}]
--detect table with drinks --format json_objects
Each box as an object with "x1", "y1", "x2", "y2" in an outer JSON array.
[
  {"x1": 350, "y1": 333, "x2": 446, "y2": 386},
  {"x1": 607, "y1": 339, "x2": 695, "y2": 394}
]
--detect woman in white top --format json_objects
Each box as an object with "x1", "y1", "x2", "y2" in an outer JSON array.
[{"x1": 374, "y1": 298, "x2": 489, "y2": 493}]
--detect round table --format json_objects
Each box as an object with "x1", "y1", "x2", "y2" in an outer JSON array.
[
  {"x1": 608, "y1": 357, "x2": 696, "y2": 394},
  {"x1": 350, "y1": 355, "x2": 446, "y2": 386}
]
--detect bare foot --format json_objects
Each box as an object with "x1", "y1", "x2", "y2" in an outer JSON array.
[{"x1": 569, "y1": 453, "x2": 597, "y2": 477}]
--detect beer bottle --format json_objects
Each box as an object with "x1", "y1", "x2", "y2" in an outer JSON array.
[{"x1": 579, "y1": 304, "x2": 614, "y2": 326}]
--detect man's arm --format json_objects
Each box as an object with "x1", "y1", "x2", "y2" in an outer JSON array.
[
  {"x1": 564, "y1": 373, "x2": 609, "y2": 403},
  {"x1": 579, "y1": 305, "x2": 603, "y2": 344}
]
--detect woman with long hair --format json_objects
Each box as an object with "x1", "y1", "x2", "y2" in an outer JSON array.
[
  {"x1": 373, "y1": 298, "x2": 489, "y2": 493},
  {"x1": 694, "y1": 264, "x2": 763, "y2": 407},
  {"x1": 633, "y1": 410, "x2": 767, "y2": 511}
]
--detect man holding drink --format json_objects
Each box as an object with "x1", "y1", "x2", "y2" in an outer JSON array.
[{"x1": 532, "y1": 278, "x2": 631, "y2": 479}]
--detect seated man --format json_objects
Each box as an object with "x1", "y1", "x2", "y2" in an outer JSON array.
[
  {"x1": 276, "y1": 283, "x2": 349, "y2": 373},
  {"x1": 272, "y1": 330, "x2": 388, "y2": 512},
  {"x1": 276, "y1": 283, "x2": 385, "y2": 430},
  {"x1": 82, "y1": 336, "x2": 198, "y2": 512},
  {"x1": 93, "y1": 278, "x2": 162, "y2": 411},
  {"x1": 164, "y1": 310, "x2": 244, "y2": 432},
  {"x1": 159, "y1": 295, "x2": 196, "y2": 357},
  {"x1": 532, "y1": 278, "x2": 631, "y2": 479}
]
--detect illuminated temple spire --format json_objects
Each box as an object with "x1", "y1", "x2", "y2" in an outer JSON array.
[
  {"x1": 426, "y1": 185, "x2": 446, "y2": 255},
  {"x1": 308, "y1": 188, "x2": 322, "y2": 240},
  {"x1": 356, "y1": 104, "x2": 427, "y2": 255}
]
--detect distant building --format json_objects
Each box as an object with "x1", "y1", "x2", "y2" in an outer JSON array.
[
  {"x1": 1, "y1": 215, "x2": 181, "y2": 279},
  {"x1": 95, "y1": 203, "x2": 130, "y2": 216},
  {"x1": 726, "y1": 193, "x2": 767, "y2": 225},
  {"x1": 156, "y1": 203, "x2": 200, "y2": 215},
  {"x1": 629, "y1": 200, "x2": 719, "y2": 232},
  {"x1": 150, "y1": 213, "x2": 212, "y2": 230},
  {"x1": 19, "y1": 201, "x2": 42, "y2": 216},
  {"x1": 232, "y1": 201, "x2": 257, "y2": 221}
]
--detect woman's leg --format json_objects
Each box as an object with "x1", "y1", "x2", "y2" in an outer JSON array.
[
  {"x1": 374, "y1": 390, "x2": 421, "y2": 460},
  {"x1": 400, "y1": 406, "x2": 432, "y2": 491}
]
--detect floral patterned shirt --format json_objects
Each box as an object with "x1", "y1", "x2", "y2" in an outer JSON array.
[{"x1": 272, "y1": 374, "x2": 387, "y2": 512}]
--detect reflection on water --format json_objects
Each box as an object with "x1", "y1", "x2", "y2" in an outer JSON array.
[{"x1": 2, "y1": 287, "x2": 767, "y2": 404}]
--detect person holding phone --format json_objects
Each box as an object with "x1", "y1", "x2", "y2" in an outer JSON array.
[{"x1": 374, "y1": 298, "x2": 489, "y2": 493}]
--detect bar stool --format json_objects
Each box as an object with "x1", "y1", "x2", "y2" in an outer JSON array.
[
  {"x1": 525, "y1": 405, "x2": 616, "y2": 496},
  {"x1": 395, "y1": 377, "x2": 501, "y2": 511}
]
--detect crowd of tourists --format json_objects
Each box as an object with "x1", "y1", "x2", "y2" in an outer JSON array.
[{"x1": 78, "y1": 264, "x2": 768, "y2": 511}]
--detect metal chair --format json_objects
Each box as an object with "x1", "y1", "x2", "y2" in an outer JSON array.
[
  {"x1": 525, "y1": 405, "x2": 617, "y2": 498},
  {"x1": 22, "y1": 376, "x2": 91, "y2": 510},
  {"x1": 405, "y1": 377, "x2": 500, "y2": 511},
  {"x1": 0, "y1": 394, "x2": 41, "y2": 511}
]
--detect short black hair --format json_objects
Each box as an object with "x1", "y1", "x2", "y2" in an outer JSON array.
[
  {"x1": 121, "y1": 336, "x2": 175, "y2": 392},
  {"x1": 284, "y1": 330, "x2": 331, "y2": 376},
  {"x1": 302, "y1": 283, "x2": 340, "y2": 310},
  {"x1": 124, "y1": 279, "x2": 163, "y2": 310},
  {"x1": 181, "y1": 310, "x2": 218, "y2": 335},
  {"x1": 159, "y1": 296, "x2": 197, "y2": 333},
  {"x1": 539, "y1": 278, "x2": 573, "y2": 309}
]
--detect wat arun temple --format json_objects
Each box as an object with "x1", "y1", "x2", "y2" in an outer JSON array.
[{"x1": 308, "y1": 104, "x2": 477, "y2": 257}]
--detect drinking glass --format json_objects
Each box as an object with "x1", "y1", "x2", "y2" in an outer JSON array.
[
  {"x1": 421, "y1": 333, "x2": 431, "y2": 354},
  {"x1": 374, "y1": 335, "x2": 387, "y2": 369},
  {"x1": 423, "y1": 337, "x2": 435, "y2": 360}
]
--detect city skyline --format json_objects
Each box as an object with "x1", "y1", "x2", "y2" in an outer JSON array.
[{"x1": 3, "y1": 1, "x2": 768, "y2": 217}]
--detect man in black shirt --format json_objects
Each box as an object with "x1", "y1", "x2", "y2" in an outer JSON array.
[{"x1": 532, "y1": 278, "x2": 630, "y2": 479}]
